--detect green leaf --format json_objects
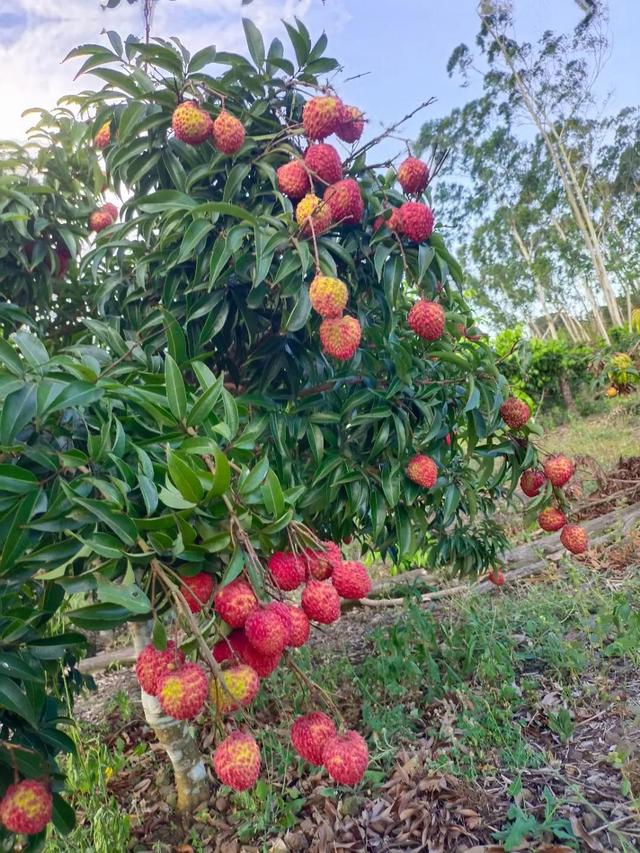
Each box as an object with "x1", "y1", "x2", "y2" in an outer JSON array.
[
  {"x1": 242, "y1": 18, "x2": 265, "y2": 68},
  {"x1": 66, "y1": 602, "x2": 133, "y2": 630},
  {"x1": 94, "y1": 576, "x2": 152, "y2": 615},
  {"x1": 167, "y1": 451, "x2": 204, "y2": 503},
  {"x1": 137, "y1": 190, "x2": 198, "y2": 213},
  {"x1": 52, "y1": 794, "x2": 76, "y2": 835},
  {"x1": 165, "y1": 354, "x2": 187, "y2": 421},
  {"x1": 0, "y1": 465, "x2": 38, "y2": 494},
  {"x1": 188, "y1": 45, "x2": 217, "y2": 72},
  {"x1": 161, "y1": 308, "x2": 188, "y2": 365},
  {"x1": 381, "y1": 466, "x2": 400, "y2": 508},
  {"x1": 152, "y1": 620, "x2": 168, "y2": 650},
  {"x1": 177, "y1": 219, "x2": 214, "y2": 264},
  {"x1": 0, "y1": 339, "x2": 24, "y2": 374},
  {"x1": 0, "y1": 383, "x2": 36, "y2": 444},
  {"x1": 0, "y1": 489, "x2": 40, "y2": 573},
  {"x1": 210, "y1": 447, "x2": 231, "y2": 497},
  {"x1": 283, "y1": 287, "x2": 311, "y2": 332},
  {"x1": 0, "y1": 676, "x2": 36, "y2": 726},
  {"x1": 261, "y1": 469, "x2": 285, "y2": 517},
  {"x1": 62, "y1": 488, "x2": 137, "y2": 546},
  {"x1": 239, "y1": 455, "x2": 269, "y2": 495},
  {"x1": 187, "y1": 375, "x2": 224, "y2": 426}
]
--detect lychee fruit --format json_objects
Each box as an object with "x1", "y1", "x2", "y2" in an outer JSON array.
[
  {"x1": 560, "y1": 524, "x2": 589, "y2": 554},
  {"x1": 267, "y1": 551, "x2": 306, "y2": 591},
  {"x1": 277, "y1": 160, "x2": 310, "y2": 200},
  {"x1": 538, "y1": 506, "x2": 567, "y2": 532},
  {"x1": 301, "y1": 579, "x2": 341, "y2": 624},
  {"x1": 305, "y1": 143, "x2": 342, "y2": 186},
  {"x1": 302, "y1": 96, "x2": 344, "y2": 140},
  {"x1": 336, "y1": 104, "x2": 365, "y2": 143},
  {"x1": 0, "y1": 779, "x2": 53, "y2": 835},
  {"x1": 520, "y1": 469, "x2": 546, "y2": 498},
  {"x1": 331, "y1": 560, "x2": 372, "y2": 599},
  {"x1": 398, "y1": 201, "x2": 434, "y2": 242},
  {"x1": 500, "y1": 397, "x2": 531, "y2": 429},
  {"x1": 210, "y1": 663, "x2": 260, "y2": 712},
  {"x1": 213, "y1": 731, "x2": 261, "y2": 791},
  {"x1": 295, "y1": 193, "x2": 333, "y2": 236},
  {"x1": 100, "y1": 202, "x2": 118, "y2": 222},
  {"x1": 180, "y1": 571, "x2": 215, "y2": 613},
  {"x1": 212, "y1": 110, "x2": 245, "y2": 155},
  {"x1": 286, "y1": 605, "x2": 311, "y2": 647},
  {"x1": 309, "y1": 275, "x2": 348, "y2": 319},
  {"x1": 487, "y1": 570, "x2": 505, "y2": 586},
  {"x1": 135, "y1": 641, "x2": 185, "y2": 696},
  {"x1": 319, "y1": 316, "x2": 362, "y2": 361},
  {"x1": 214, "y1": 579, "x2": 258, "y2": 628},
  {"x1": 406, "y1": 454, "x2": 438, "y2": 488},
  {"x1": 157, "y1": 662, "x2": 209, "y2": 720},
  {"x1": 88, "y1": 210, "x2": 114, "y2": 233},
  {"x1": 212, "y1": 630, "x2": 281, "y2": 678},
  {"x1": 244, "y1": 606, "x2": 287, "y2": 656},
  {"x1": 408, "y1": 300, "x2": 445, "y2": 341},
  {"x1": 301, "y1": 541, "x2": 342, "y2": 581},
  {"x1": 543, "y1": 455, "x2": 575, "y2": 488},
  {"x1": 373, "y1": 207, "x2": 401, "y2": 232},
  {"x1": 290, "y1": 712, "x2": 337, "y2": 764},
  {"x1": 94, "y1": 120, "x2": 111, "y2": 149},
  {"x1": 397, "y1": 157, "x2": 429, "y2": 194},
  {"x1": 172, "y1": 101, "x2": 212, "y2": 145},
  {"x1": 324, "y1": 178, "x2": 364, "y2": 225},
  {"x1": 322, "y1": 730, "x2": 369, "y2": 785}
]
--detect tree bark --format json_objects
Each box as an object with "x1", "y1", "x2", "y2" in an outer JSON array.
[
  {"x1": 558, "y1": 373, "x2": 576, "y2": 412},
  {"x1": 580, "y1": 279, "x2": 610, "y2": 344},
  {"x1": 130, "y1": 622, "x2": 210, "y2": 812}
]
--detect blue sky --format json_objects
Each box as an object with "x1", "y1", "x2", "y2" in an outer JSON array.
[{"x1": 0, "y1": 0, "x2": 638, "y2": 157}]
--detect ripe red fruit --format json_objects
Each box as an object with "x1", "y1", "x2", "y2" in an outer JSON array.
[
  {"x1": 244, "y1": 606, "x2": 287, "y2": 655},
  {"x1": 398, "y1": 201, "x2": 434, "y2": 242},
  {"x1": 101, "y1": 202, "x2": 118, "y2": 222},
  {"x1": 302, "y1": 96, "x2": 345, "y2": 140},
  {"x1": 324, "y1": 178, "x2": 364, "y2": 225},
  {"x1": 0, "y1": 779, "x2": 52, "y2": 835},
  {"x1": 487, "y1": 570, "x2": 505, "y2": 586},
  {"x1": 332, "y1": 560, "x2": 371, "y2": 599},
  {"x1": 277, "y1": 160, "x2": 310, "y2": 200},
  {"x1": 543, "y1": 455, "x2": 575, "y2": 488},
  {"x1": 444, "y1": 433, "x2": 452, "y2": 447},
  {"x1": 212, "y1": 630, "x2": 282, "y2": 678},
  {"x1": 301, "y1": 541, "x2": 342, "y2": 581},
  {"x1": 301, "y1": 579, "x2": 341, "y2": 624},
  {"x1": 210, "y1": 663, "x2": 260, "y2": 712},
  {"x1": 373, "y1": 207, "x2": 401, "y2": 232},
  {"x1": 295, "y1": 193, "x2": 333, "y2": 236},
  {"x1": 304, "y1": 143, "x2": 342, "y2": 185},
  {"x1": 336, "y1": 104, "x2": 364, "y2": 143},
  {"x1": 320, "y1": 316, "x2": 362, "y2": 361},
  {"x1": 94, "y1": 120, "x2": 111, "y2": 149},
  {"x1": 286, "y1": 605, "x2": 311, "y2": 647},
  {"x1": 520, "y1": 469, "x2": 546, "y2": 498},
  {"x1": 212, "y1": 110, "x2": 245, "y2": 154},
  {"x1": 406, "y1": 454, "x2": 438, "y2": 488},
  {"x1": 397, "y1": 157, "x2": 429, "y2": 194},
  {"x1": 157, "y1": 662, "x2": 209, "y2": 720},
  {"x1": 214, "y1": 579, "x2": 258, "y2": 628},
  {"x1": 322, "y1": 730, "x2": 369, "y2": 785},
  {"x1": 172, "y1": 101, "x2": 212, "y2": 145},
  {"x1": 500, "y1": 397, "x2": 531, "y2": 429},
  {"x1": 309, "y1": 275, "x2": 349, "y2": 319},
  {"x1": 213, "y1": 731, "x2": 261, "y2": 791},
  {"x1": 268, "y1": 551, "x2": 306, "y2": 591},
  {"x1": 538, "y1": 506, "x2": 567, "y2": 532},
  {"x1": 88, "y1": 210, "x2": 113, "y2": 233},
  {"x1": 290, "y1": 712, "x2": 337, "y2": 764},
  {"x1": 407, "y1": 300, "x2": 445, "y2": 341},
  {"x1": 265, "y1": 601, "x2": 293, "y2": 645},
  {"x1": 560, "y1": 524, "x2": 589, "y2": 554},
  {"x1": 180, "y1": 571, "x2": 215, "y2": 613},
  {"x1": 135, "y1": 641, "x2": 185, "y2": 696}
]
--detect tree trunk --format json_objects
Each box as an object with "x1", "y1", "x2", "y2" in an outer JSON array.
[
  {"x1": 130, "y1": 622, "x2": 210, "y2": 812},
  {"x1": 580, "y1": 279, "x2": 610, "y2": 344},
  {"x1": 558, "y1": 373, "x2": 576, "y2": 412},
  {"x1": 558, "y1": 312, "x2": 577, "y2": 343}
]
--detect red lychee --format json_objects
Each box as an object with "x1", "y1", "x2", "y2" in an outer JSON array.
[
  {"x1": 301, "y1": 579, "x2": 341, "y2": 624},
  {"x1": 277, "y1": 160, "x2": 310, "y2": 200},
  {"x1": 407, "y1": 300, "x2": 445, "y2": 341},
  {"x1": 94, "y1": 121, "x2": 111, "y2": 149},
  {"x1": 538, "y1": 506, "x2": 567, "y2": 532},
  {"x1": 319, "y1": 316, "x2": 362, "y2": 361},
  {"x1": 487, "y1": 570, "x2": 505, "y2": 586},
  {"x1": 172, "y1": 101, "x2": 212, "y2": 145},
  {"x1": 180, "y1": 571, "x2": 215, "y2": 613},
  {"x1": 302, "y1": 96, "x2": 345, "y2": 140},
  {"x1": 212, "y1": 630, "x2": 281, "y2": 678},
  {"x1": 406, "y1": 454, "x2": 438, "y2": 488},
  {"x1": 286, "y1": 605, "x2": 311, "y2": 647},
  {"x1": 324, "y1": 178, "x2": 364, "y2": 225},
  {"x1": 0, "y1": 779, "x2": 52, "y2": 835},
  {"x1": 373, "y1": 207, "x2": 401, "y2": 232},
  {"x1": 295, "y1": 193, "x2": 333, "y2": 236},
  {"x1": 290, "y1": 712, "x2": 337, "y2": 764},
  {"x1": 301, "y1": 541, "x2": 342, "y2": 581},
  {"x1": 398, "y1": 201, "x2": 434, "y2": 242},
  {"x1": 210, "y1": 663, "x2": 260, "y2": 712},
  {"x1": 157, "y1": 662, "x2": 209, "y2": 720},
  {"x1": 322, "y1": 730, "x2": 369, "y2": 785},
  {"x1": 88, "y1": 210, "x2": 113, "y2": 233},
  {"x1": 214, "y1": 579, "x2": 258, "y2": 628},
  {"x1": 265, "y1": 601, "x2": 293, "y2": 646},
  {"x1": 244, "y1": 606, "x2": 287, "y2": 656},
  {"x1": 309, "y1": 275, "x2": 348, "y2": 319},
  {"x1": 100, "y1": 202, "x2": 118, "y2": 222},
  {"x1": 213, "y1": 731, "x2": 261, "y2": 791},
  {"x1": 267, "y1": 551, "x2": 306, "y2": 591},
  {"x1": 135, "y1": 641, "x2": 185, "y2": 696},
  {"x1": 397, "y1": 157, "x2": 429, "y2": 194},
  {"x1": 543, "y1": 455, "x2": 575, "y2": 488},
  {"x1": 336, "y1": 104, "x2": 365, "y2": 143},
  {"x1": 560, "y1": 524, "x2": 589, "y2": 554},
  {"x1": 212, "y1": 110, "x2": 245, "y2": 155},
  {"x1": 305, "y1": 143, "x2": 342, "y2": 186},
  {"x1": 332, "y1": 560, "x2": 371, "y2": 600},
  {"x1": 520, "y1": 469, "x2": 546, "y2": 498},
  {"x1": 500, "y1": 397, "x2": 531, "y2": 429}
]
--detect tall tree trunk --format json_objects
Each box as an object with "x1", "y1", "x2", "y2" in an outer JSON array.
[
  {"x1": 558, "y1": 312, "x2": 578, "y2": 343},
  {"x1": 509, "y1": 222, "x2": 558, "y2": 339},
  {"x1": 130, "y1": 622, "x2": 210, "y2": 812},
  {"x1": 580, "y1": 279, "x2": 610, "y2": 344},
  {"x1": 558, "y1": 374, "x2": 576, "y2": 412}
]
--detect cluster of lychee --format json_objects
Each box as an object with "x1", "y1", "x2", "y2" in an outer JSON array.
[
  {"x1": 291, "y1": 712, "x2": 369, "y2": 785},
  {"x1": 0, "y1": 778, "x2": 53, "y2": 837},
  {"x1": 171, "y1": 101, "x2": 245, "y2": 155},
  {"x1": 375, "y1": 155, "x2": 434, "y2": 243},
  {"x1": 134, "y1": 542, "x2": 371, "y2": 792},
  {"x1": 88, "y1": 202, "x2": 119, "y2": 233}
]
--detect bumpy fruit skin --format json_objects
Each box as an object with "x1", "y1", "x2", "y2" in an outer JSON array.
[
  {"x1": 332, "y1": 560, "x2": 371, "y2": 599},
  {"x1": 266, "y1": 601, "x2": 293, "y2": 645},
  {"x1": 538, "y1": 506, "x2": 567, "y2": 532},
  {"x1": 100, "y1": 202, "x2": 118, "y2": 222},
  {"x1": 277, "y1": 160, "x2": 310, "y2": 200},
  {"x1": 213, "y1": 731, "x2": 261, "y2": 791},
  {"x1": 244, "y1": 607, "x2": 287, "y2": 655},
  {"x1": 210, "y1": 664, "x2": 260, "y2": 712},
  {"x1": 500, "y1": 397, "x2": 531, "y2": 429},
  {"x1": 301, "y1": 541, "x2": 342, "y2": 581},
  {"x1": 322, "y1": 731, "x2": 369, "y2": 785},
  {"x1": 560, "y1": 524, "x2": 589, "y2": 554},
  {"x1": 408, "y1": 300, "x2": 445, "y2": 341},
  {"x1": 319, "y1": 316, "x2": 362, "y2": 361},
  {"x1": 487, "y1": 570, "x2": 505, "y2": 586},
  {"x1": 397, "y1": 157, "x2": 429, "y2": 194},
  {"x1": 398, "y1": 201, "x2": 434, "y2": 242},
  {"x1": 303, "y1": 96, "x2": 344, "y2": 140},
  {"x1": 324, "y1": 178, "x2": 364, "y2": 225},
  {"x1": 212, "y1": 630, "x2": 281, "y2": 678},
  {"x1": 295, "y1": 193, "x2": 333, "y2": 236},
  {"x1": 267, "y1": 551, "x2": 306, "y2": 591},
  {"x1": 88, "y1": 210, "x2": 113, "y2": 233},
  {"x1": 212, "y1": 110, "x2": 245, "y2": 154},
  {"x1": 286, "y1": 605, "x2": 311, "y2": 647},
  {"x1": 214, "y1": 579, "x2": 258, "y2": 628},
  {"x1": 309, "y1": 275, "x2": 348, "y2": 318},
  {"x1": 94, "y1": 121, "x2": 111, "y2": 149},
  {"x1": 135, "y1": 641, "x2": 185, "y2": 696},
  {"x1": 172, "y1": 101, "x2": 212, "y2": 145},
  {"x1": 180, "y1": 571, "x2": 215, "y2": 613},
  {"x1": 291, "y1": 712, "x2": 337, "y2": 764},
  {"x1": 543, "y1": 455, "x2": 575, "y2": 488},
  {"x1": 520, "y1": 469, "x2": 546, "y2": 498},
  {"x1": 301, "y1": 580, "x2": 341, "y2": 624},
  {"x1": 0, "y1": 779, "x2": 53, "y2": 835},
  {"x1": 157, "y1": 662, "x2": 209, "y2": 720},
  {"x1": 304, "y1": 143, "x2": 343, "y2": 185},
  {"x1": 336, "y1": 104, "x2": 365, "y2": 143},
  {"x1": 373, "y1": 207, "x2": 401, "y2": 232},
  {"x1": 406, "y1": 454, "x2": 438, "y2": 488}
]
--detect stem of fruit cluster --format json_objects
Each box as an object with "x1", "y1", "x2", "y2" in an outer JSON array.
[{"x1": 286, "y1": 656, "x2": 345, "y2": 725}]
